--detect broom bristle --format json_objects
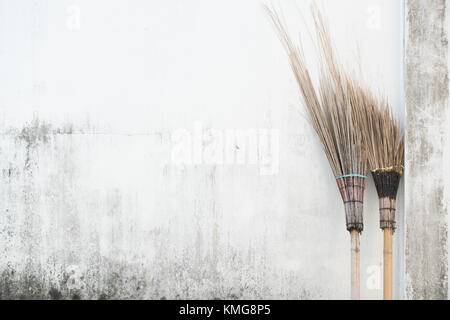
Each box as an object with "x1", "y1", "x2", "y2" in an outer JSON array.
[
  {"x1": 264, "y1": 4, "x2": 367, "y2": 178},
  {"x1": 359, "y1": 95, "x2": 404, "y2": 229},
  {"x1": 357, "y1": 94, "x2": 404, "y2": 174},
  {"x1": 265, "y1": 5, "x2": 369, "y2": 232}
]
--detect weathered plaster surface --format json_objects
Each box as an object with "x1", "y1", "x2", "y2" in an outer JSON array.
[
  {"x1": 0, "y1": 0, "x2": 404, "y2": 299},
  {"x1": 0, "y1": 119, "x2": 339, "y2": 299},
  {"x1": 405, "y1": 0, "x2": 449, "y2": 299}
]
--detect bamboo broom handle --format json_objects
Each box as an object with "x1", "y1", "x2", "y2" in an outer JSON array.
[
  {"x1": 383, "y1": 228, "x2": 393, "y2": 300},
  {"x1": 350, "y1": 230, "x2": 360, "y2": 300}
]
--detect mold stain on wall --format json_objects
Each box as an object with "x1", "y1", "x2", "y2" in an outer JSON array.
[{"x1": 1, "y1": 118, "x2": 325, "y2": 300}]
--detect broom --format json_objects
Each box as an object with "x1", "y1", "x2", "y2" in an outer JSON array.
[
  {"x1": 265, "y1": 5, "x2": 368, "y2": 299},
  {"x1": 357, "y1": 95, "x2": 404, "y2": 300}
]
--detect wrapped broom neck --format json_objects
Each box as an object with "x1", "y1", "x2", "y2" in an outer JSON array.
[
  {"x1": 336, "y1": 175, "x2": 366, "y2": 233},
  {"x1": 371, "y1": 166, "x2": 403, "y2": 230},
  {"x1": 371, "y1": 166, "x2": 403, "y2": 300},
  {"x1": 336, "y1": 174, "x2": 366, "y2": 300}
]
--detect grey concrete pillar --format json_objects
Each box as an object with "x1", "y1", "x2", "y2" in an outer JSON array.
[{"x1": 405, "y1": 0, "x2": 449, "y2": 299}]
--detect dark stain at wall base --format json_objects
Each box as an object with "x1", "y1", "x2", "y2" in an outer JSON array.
[
  {"x1": 48, "y1": 288, "x2": 62, "y2": 300},
  {"x1": 0, "y1": 254, "x2": 318, "y2": 300}
]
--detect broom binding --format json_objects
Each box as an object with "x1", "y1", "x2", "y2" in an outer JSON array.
[
  {"x1": 371, "y1": 167, "x2": 403, "y2": 230},
  {"x1": 379, "y1": 197, "x2": 397, "y2": 230},
  {"x1": 371, "y1": 167, "x2": 402, "y2": 199},
  {"x1": 337, "y1": 176, "x2": 366, "y2": 233}
]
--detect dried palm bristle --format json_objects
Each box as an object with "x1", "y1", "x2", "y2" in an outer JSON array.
[
  {"x1": 356, "y1": 89, "x2": 404, "y2": 230},
  {"x1": 264, "y1": 5, "x2": 368, "y2": 233},
  {"x1": 264, "y1": 5, "x2": 367, "y2": 179},
  {"x1": 265, "y1": 4, "x2": 371, "y2": 300},
  {"x1": 357, "y1": 94, "x2": 404, "y2": 176}
]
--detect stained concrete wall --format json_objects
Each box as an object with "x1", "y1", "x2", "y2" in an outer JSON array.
[
  {"x1": 0, "y1": 0, "x2": 409, "y2": 300},
  {"x1": 405, "y1": 0, "x2": 449, "y2": 300}
]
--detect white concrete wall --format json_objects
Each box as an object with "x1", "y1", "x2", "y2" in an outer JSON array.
[{"x1": 0, "y1": 0, "x2": 405, "y2": 299}]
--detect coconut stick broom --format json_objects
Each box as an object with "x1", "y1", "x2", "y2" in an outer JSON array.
[
  {"x1": 265, "y1": 6, "x2": 368, "y2": 299},
  {"x1": 357, "y1": 95, "x2": 404, "y2": 300}
]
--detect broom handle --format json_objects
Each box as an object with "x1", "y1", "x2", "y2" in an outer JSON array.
[
  {"x1": 350, "y1": 230, "x2": 360, "y2": 300},
  {"x1": 383, "y1": 228, "x2": 393, "y2": 300}
]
